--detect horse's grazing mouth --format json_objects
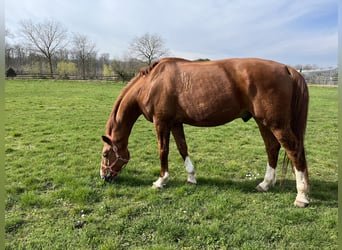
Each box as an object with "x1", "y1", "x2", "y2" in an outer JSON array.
[
  {"x1": 100, "y1": 135, "x2": 129, "y2": 182},
  {"x1": 102, "y1": 175, "x2": 115, "y2": 183}
]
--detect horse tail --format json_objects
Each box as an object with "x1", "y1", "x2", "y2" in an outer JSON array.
[
  {"x1": 287, "y1": 66, "x2": 309, "y2": 146},
  {"x1": 280, "y1": 151, "x2": 291, "y2": 186},
  {"x1": 280, "y1": 66, "x2": 309, "y2": 184}
]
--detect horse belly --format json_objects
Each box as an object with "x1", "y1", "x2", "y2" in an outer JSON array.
[{"x1": 178, "y1": 93, "x2": 242, "y2": 126}]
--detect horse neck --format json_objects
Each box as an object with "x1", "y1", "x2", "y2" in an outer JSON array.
[{"x1": 110, "y1": 95, "x2": 141, "y2": 148}]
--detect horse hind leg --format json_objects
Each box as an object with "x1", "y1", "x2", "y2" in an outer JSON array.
[
  {"x1": 256, "y1": 122, "x2": 280, "y2": 192},
  {"x1": 184, "y1": 157, "x2": 197, "y2": 184},
  {"x1": 171, "y1": 124, "x2": 197, "y2": 184},
  {"x1": 272, "y1": 128, "x2": 309, "y2": 207}
]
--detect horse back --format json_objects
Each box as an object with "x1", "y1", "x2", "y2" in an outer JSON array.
[{"x1": 137, "y1": 58, "x2": 299, "y2": 127}]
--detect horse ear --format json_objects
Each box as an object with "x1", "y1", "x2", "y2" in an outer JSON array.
[{"x1": 102, "y1": 135, "x2": 112, "y2": 146}]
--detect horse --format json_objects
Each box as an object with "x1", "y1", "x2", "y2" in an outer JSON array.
[{"x1": 100, "y1": 57, "x2": 309, "y2": 207}]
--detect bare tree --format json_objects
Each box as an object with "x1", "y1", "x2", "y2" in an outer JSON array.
[
  {"x1": 72, "y1": 33, "x2": 97, "y2": 79},
  {"x1": 111, "y1": 58, "x2": 144, "y2": 82},
  {"x1": 5, "y1": 28, "x2": 14, "y2": 69},
  {"x1": 129, "y1": 33, "x2": 169, "y2": 65},
  {"x1": 19, "y1": 19, "x2": 68, "y2": 77}
]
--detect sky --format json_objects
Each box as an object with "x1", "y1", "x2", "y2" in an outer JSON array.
[{"x1": 5, "y1": 0, "x2": 338, "y2": 67}]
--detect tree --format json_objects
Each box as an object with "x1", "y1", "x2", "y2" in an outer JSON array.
[
  {"x1": 5, "y1": 28, "x2": 13, "y2": 69},
  {"x1": 111, "y1": 60, "x2": 132, "y2": 82},
  {"x1": 129, "y1": 33, "x2": 169, "y2": 65},
  {"x1": 72, "y1": 33, "x2": 97, "y2": 79},
  {"x1": 6, "y1": 68, "x2": 17, "y2": 77},
  {"x1": 19, "y1": 19, "x2": 68, "y2": 77},
  {"x1": 57, "y1": 61, "x2": 76, "y2": 78},
  {"x1": 111, "y1": 58, "x2": 144, "y2": 82},
  {"x1": 9, "y1": 44, "x2": 27, "y2": 74},
  {"x1": 103, "y1": 64, "x2": 114, "y2": 77}
]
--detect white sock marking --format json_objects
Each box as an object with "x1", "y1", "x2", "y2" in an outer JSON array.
[
  {"x1": 185, "y1": 156, "x2": 194, "y2": 173},
  {"x1": 152, "y1": 172, "x2": 169, "y2": 188},
  {"x1": 184, "y1": 156, "x2": 197, "y2": 184},
  {"x1": 294, "y1": 168, "x2": 309, "y2": 205},
  {"x1": 257, "y1": 163, "x2": 276, "y2": 192}
]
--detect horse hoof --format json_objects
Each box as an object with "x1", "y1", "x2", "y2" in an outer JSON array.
[
  {"x1": 152, "y1": 183, "x2": 164, "y2": 189},
  {"x1": 256, "y1": 184, "x2": 267, "y2": 192},
  {"x1": 294, "y1": 199, "x2": 309, "y2": 208},
  {"x1": 186, "y1": 178, "x2": 197, "y2": 185}
]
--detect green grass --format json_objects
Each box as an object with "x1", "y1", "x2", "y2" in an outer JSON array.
[{"x1": 5, "y1": 80, "x2": 337, "y2": 249}]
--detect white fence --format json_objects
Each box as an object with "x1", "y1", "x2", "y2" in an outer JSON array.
[{"x1": 300, "y1": 68, "x2": 338, "y2": 85}]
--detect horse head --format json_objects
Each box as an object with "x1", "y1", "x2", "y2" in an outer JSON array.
[{"x1": 100, "y1": 135, "x2": 130, "y2": 182}]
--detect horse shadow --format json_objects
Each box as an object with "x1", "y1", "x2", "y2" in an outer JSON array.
[
  {"x1": 109, "y1": 172, "x2": 338, "y2": 208},
  {"x1": 204, "y1": 177, "x2": 335, "y2": 201}
]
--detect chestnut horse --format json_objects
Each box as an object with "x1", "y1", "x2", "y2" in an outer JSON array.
[{"x1": 101, "y1": 57, "x2": 309, "y2": 207}]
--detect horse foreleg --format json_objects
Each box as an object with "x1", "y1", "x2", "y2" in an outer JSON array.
[
  {"x1": 171, "y1": 124, "x2": 197, "y2": 184},
  {"x1": 256, "y1": 122, "x2": 280, "y2": 192},
  {"x1": 152, "y1": 121, "x2": 171, "y2": 188}
]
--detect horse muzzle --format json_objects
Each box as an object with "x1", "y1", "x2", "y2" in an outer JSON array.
[
  {"x1": 100, "y1": 165, "x2": 121, "y2": 182},
  {"x1": 100, "y1": 153, "x2": 129, "y2": 182},
  {"x1": 101, "y1": 174, "x2": 116, "y2": 183}
]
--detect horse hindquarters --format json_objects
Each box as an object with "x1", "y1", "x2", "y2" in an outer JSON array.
[{"x1": 256, "y1": 66, "x2": 309, "y2": 207}]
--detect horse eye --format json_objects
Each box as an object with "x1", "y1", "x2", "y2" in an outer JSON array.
[{"x1": 102, "y1": 152, "x2": 108, "y2": 158}]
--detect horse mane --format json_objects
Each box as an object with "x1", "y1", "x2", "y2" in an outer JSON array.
[
  {"x1": 106, "y1": 57, "x2": 190, "y2": 135},
  {"x1": 105, "y1": 60, "x2": 162, "y2": 135},
  {"x1": 139, "y1": 58, "x2": 191, "y2": 77},
  {"x1": 106, "y1": 79, "x2": 137, "y2": 135},
  {"x1": 139, "y1": 61, "x2": 159, "y2": 77}
]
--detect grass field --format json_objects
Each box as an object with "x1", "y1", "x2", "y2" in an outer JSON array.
[{"x1": 5, "y1": 80, "x2": 337, "y2": 249}]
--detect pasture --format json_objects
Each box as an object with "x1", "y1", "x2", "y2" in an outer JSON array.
[{"x1": 5, "y1": 80, "x2": 337, "y2": 249}]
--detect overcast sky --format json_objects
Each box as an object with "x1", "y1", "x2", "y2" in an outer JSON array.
[{"x1": 5, "y1": 0, "x2": 338, "y2": 67}]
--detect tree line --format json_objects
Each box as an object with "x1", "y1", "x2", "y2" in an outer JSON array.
[
  {"x1": 5, "y1": 19, "x2": 169, "y2": 81},
  {"x1": 7, "y1": 18, "x2": 335, "y2": 83}
]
